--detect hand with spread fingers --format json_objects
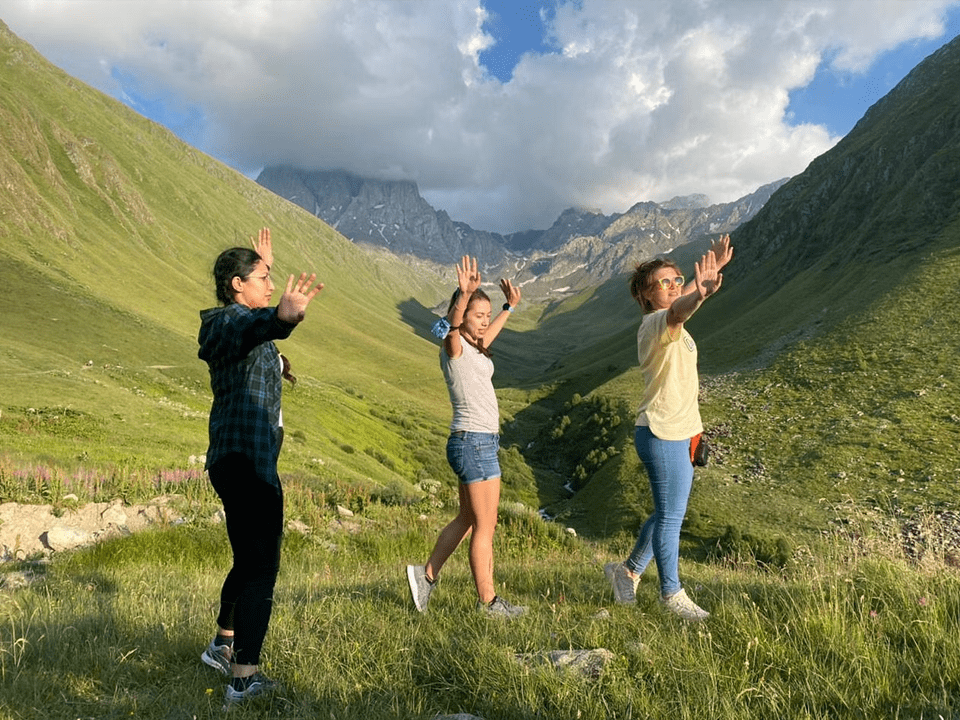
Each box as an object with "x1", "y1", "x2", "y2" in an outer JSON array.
[
  {"x1": 456, "y1": 255, "x2": 482, "y2": 297},
  {"x1": 709, "y1": 233, "x2": 733, "y2": 271},
  {"x1": 693, "y1": 248, "x2": 723, "y2": 302},
  {"x1": 277, "y1": 273, "x2": 323, "y2": 324},
  {"x1": 500, "y1": 278, "x2": 521, "y2": 309}
]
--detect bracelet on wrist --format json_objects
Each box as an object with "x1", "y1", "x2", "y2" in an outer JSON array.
[{"x1": 502, "y1": 303, "x2": 514, "y2": 313}]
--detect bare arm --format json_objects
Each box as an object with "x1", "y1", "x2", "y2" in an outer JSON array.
[
  {"x1": 667, "y1": 249, "x2": 723, "y2": 332},
  {"x1": 443, "y1": 256, "x2": 481, "y2": 359},
  {"x1": 480, "y1": 278, "x2": 521, "y2": 349}
]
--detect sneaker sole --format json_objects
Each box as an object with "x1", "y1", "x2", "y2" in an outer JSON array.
[
  {"x1": 225, "y1": 686, "x2": 271, "y2": 702},
  {"x1": 481, "y1": 609, "x2": 526, "y2": 618},
  {"x1": 223, "y1": 679, "x2": 279, "y2": 708}
]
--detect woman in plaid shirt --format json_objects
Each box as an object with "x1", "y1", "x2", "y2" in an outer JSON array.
[{"x1": 197, "y1": 229, "x2": 322, "y2": 706}]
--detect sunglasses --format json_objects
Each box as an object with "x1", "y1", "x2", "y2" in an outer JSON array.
[{"x1": 654, "y1": 275, "x2": 684, "y2": 290}]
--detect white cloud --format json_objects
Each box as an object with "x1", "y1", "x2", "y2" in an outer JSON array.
[{"x1": 1, "y1": 0, "x2": 957, "y2": 232}]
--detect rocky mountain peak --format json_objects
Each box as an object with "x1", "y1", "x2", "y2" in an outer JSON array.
[
  {"x1": 660, "y1": 193, "x2": 711, "y2": 210},
  {"x1": 256, "y1": 166, "x2": 788, "y2": 299}
]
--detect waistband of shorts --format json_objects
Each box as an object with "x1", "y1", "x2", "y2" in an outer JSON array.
[{"x1": 449, "y1": 430, "x2": 499, "y2": 439}]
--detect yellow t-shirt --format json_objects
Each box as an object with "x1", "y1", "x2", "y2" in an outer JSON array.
[{"x1": 634, "y1": 309, "x2": 703, "y2": 441}]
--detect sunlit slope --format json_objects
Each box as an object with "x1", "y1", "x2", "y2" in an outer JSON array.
[
  {"x1": 0, "y1": 21, "x2": 451, "y2": 486},
  {"x1": 692, "y1": 34, "x2": 960, "y2": 370},
  {"x1": 533, "y1": 219, "x2": 960, "y2": 545}
]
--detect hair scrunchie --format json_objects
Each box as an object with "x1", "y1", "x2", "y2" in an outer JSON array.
[{"x1": 431, "y1": 317, "x2": 452, "y2": 339}]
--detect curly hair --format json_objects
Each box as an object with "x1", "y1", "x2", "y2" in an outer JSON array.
[{"x1": 629, "y1": 258, "x2": 682, "y2": 313}]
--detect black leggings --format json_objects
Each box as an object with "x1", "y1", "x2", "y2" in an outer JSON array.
[{"x1": 208, "y1": 453, "x2": 283, "y2": 667}]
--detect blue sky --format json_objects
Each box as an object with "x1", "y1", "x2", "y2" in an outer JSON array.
[
  {"x1": 785, "y1": 7, "x2": 960, "y2": 134},
  {"x1": 3, "y1": 0, "x2": 959, "y2": 233},
  {"x1": 477, "y1": 0, "x2": 960, "y2": 137},
  {"x1": 479, "y1": 0, "x2": 561, "y2": 84}
]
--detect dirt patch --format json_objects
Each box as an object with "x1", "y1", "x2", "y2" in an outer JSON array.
[{"x1": 0, "y1": 495, "x2": 192, "y2": 561}]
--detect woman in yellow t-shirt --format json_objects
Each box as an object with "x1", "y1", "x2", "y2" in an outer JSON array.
[{"x1": 605, "y1": 236, "x2": 732, "y2": 621}]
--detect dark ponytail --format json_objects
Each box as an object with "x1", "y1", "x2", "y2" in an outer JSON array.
[
  {"x1": 212, "y1": 247, "x2": 262, "y2": 306},
  {"x1": 280, "y1": 354, "x2": 296, "y2": 386}
]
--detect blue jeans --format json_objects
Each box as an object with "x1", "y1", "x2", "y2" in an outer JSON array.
[{"x1": 625, "y1": 425, "x2": 694, "y2": 597}]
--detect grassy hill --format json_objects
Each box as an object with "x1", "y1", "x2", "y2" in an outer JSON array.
[
  {"x1": 4, "y1": 20, "x2": 960, "y2": 552},
  {"x1": 0, "y1": 19, "x2": 468, "y2": 506},
  {"x1": 3, "y1": 20, "x2": 960, "y2": 720}
]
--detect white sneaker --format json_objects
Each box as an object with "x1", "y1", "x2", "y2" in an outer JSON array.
[
  {"x1": 661, "y1": 588, "x2": 710, "y2": 621},
  {"x1": 478, "y1": 595, "x2": 526, "y2": 618},
  {"x1": 406, "y1": 564, "x2": 435, "y2": 612},
  {"x1": 604, "y1": 562, "x2": 639, "y2": 604}
]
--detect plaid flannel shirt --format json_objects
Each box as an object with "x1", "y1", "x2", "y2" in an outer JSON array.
[{"x1": 198, "y1": 303, "x2": 296, "y2": 489}]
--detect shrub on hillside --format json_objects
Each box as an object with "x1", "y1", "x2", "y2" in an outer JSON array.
[
  {"x1": 497, "y1": 502, "x2": 579, "y2": 555},
  {"x1": 531, "y1": 393, "x2": 632, "y2": 492},
  {"x1": 369, "y1": 478, "x2": 423, "y2": 507}
]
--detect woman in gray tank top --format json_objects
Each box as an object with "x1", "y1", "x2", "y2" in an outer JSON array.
[{"x1": 406, "y1": 256, "x2": 526, "y2": 618}]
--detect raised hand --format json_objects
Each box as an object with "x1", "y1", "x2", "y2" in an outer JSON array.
[
  {"x1": 252, "y1": 227, "x2": 274, "y2": 270},
  {"x1": 694, "y1": 250, "x2": 723, "y2": 301},
  {"x1": 709, "y1": 234, "x2": 733, "y2": 271},
  {"x1": 500, "y1": 278, "x2": 520, "y2": 308},
  {"x1": 456, "y1": 255, "x2": 482, "y2": 297},
  {"x1": 277, "y1": 273, "x2": 323, "y2": 324}
]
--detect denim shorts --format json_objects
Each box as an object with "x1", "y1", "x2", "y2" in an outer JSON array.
[{"x1": 446, "y1": 431, "x2": 501, "y2": 484}]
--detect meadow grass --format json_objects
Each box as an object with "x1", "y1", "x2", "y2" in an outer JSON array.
[
  {"x1": 1, "y1": 489, "x2": 958, "y2": 720},
  {"x1": 3, "y1": 22, "x2": 960, "y2": 718}
]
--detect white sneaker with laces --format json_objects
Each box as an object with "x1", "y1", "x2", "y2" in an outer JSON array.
[
  {"x1": 604, "y1": 562, "x2": 639, "y2": 604},
  {"x1": 479, "y1": 595, "x2": 526, "y2": 618},
  {"x1": 661, "y1": 588, "x2": 710, "y2": 621}
]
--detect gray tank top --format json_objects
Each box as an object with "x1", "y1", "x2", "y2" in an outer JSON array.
[{"x1": 440, "y1": 341, "x2": 499, "y2": 433}]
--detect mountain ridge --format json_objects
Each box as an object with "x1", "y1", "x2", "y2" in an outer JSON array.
[
  {"x1": 256, "y1": 165, "x2": 788, "y2": 298},
  {"x1": 730, "y1": 33, "x2": 960, "y2": 276}
]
